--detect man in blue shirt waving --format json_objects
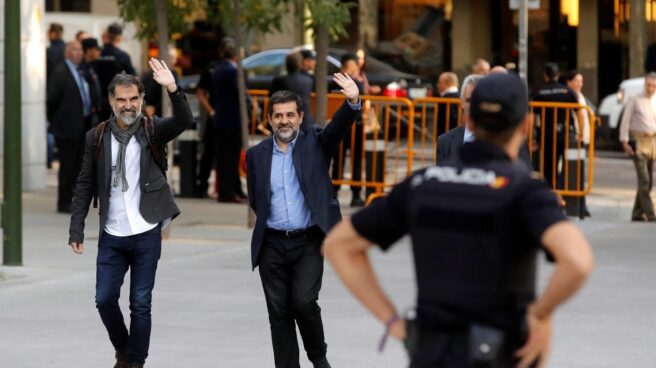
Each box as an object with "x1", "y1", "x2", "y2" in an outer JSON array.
[{"x1": 246, "y1": 73, "x2": 361, "y2": 368}]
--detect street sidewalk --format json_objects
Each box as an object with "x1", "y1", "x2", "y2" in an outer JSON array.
[{"x1": 1, "y1": 156, "x2": 655, "y2": 367}]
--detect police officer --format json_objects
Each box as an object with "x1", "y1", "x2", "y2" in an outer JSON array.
[
  {"x1": 323, "y1": 73, "x2": 594, "y2": 368},
  {"x1": 531, "y1": 63, "x2": 579, "y2": 189}
]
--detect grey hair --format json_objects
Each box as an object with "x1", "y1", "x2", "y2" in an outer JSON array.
[{"x1": 460, "y1": 74, "x2": 485, "y2": 99}]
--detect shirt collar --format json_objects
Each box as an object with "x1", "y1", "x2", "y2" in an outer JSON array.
[
  {"x1": 463, "y1": 126, "x2": 475, "y2": 143},
  {"x1": 440, "y1": 86, "x2": 458, "y2": 96},
  {"x1": 272, "y1": 134, "x2": 299, "y2": 154}
]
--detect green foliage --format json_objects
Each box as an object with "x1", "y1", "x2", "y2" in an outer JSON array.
[
  {"x1": 207, "y1": 0, "x2": 291, "y2": 34},
  {"x1": 303, "y1": 0, "x2": 355, "y2": 40},
  {"x1": 116, "y1": 0, "x2": 204, "y2": 40}
]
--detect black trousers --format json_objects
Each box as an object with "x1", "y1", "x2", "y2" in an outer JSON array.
[
  {"x1": 258, "y1": 227, "x2": 328, "y2": 368},
  {"x1": 197, "y1": 119, "x2": 216, "y2": 194},
  {"x1": 56, "y1": 136, "x2": 85, "y2": 210},
  {"x1": 331, "y1": 123, "x2": 363, "y2": 198},
  {"x1": 215, "y1": 127, "x2": 244, "y2": 200},
  {"x1": 409, "y1": 329, "x2": 534, "y2": 368}
]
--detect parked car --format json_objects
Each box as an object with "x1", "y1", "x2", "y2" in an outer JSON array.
[
  {"x1": 598, "y1": 77, "x2": 644, "y2": 144},
  {"x1": 243, "y1": 48, "x2": 430, "y2": 96}
]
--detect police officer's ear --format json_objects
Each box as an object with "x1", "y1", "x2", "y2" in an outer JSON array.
[{"x1": 518, "y1": 113, "x2": 530, "y2": 138}]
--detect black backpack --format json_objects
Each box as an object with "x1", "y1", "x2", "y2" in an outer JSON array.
[{"x1": 91, "y1": 117, "x2": 168, "y2": 208}]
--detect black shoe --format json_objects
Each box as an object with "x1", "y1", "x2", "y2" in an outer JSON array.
[
  {"x1": 114, "y1": 350, "x2": 129, "y2": 368},
  {"x1": 350, "y1": 197, "x2": 365, "y2": 207},
  {"x1": 312, "y1": 357, "x2": 331, "y2": 368},
  {"x1": 127, "y1": 364, "x2": 143, "y2": 368}
]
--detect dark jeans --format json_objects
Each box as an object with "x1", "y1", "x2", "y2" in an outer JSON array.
[
  {"x1": 216, "y1": 127, "x2": 244, "y2": 200},
  {"x1": 55, "y1": 136, "x2": 85, "y2": 210},
  {"x1": 96, "y1": 224, "x2": 162, "y2": 365},
  {"x1": 258, "y1": 227, "x2": 328, "y2": 368},
  {"x1": 197, "y1": 119, "x2": 216, "y2": 194},
  {"x1": 332, "y1": 123, "x2": 363, "y2": 198}
]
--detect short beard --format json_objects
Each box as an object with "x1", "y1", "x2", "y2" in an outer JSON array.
[
  {"x1": 112, "y1": 104, "x2": 142, "y2": 126},
  {"x1": 274, "y1": 126, "x2": 299, "y2": 144}
]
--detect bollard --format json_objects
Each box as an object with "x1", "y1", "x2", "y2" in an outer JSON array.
[{"x1": 364, "y1": 133, "x2": 385, "y2": 201}]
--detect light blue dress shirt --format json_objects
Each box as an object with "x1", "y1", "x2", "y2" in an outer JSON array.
[
  {"x1": 267, "y1": 137, "x2": 313, "y2": 230},
  {"x1": 65, "y1": 59, "x2": 91, "y2": 117}
]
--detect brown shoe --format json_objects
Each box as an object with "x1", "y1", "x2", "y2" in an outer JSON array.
[{"x1": 114, "y1": 350, "x2": 129, "y2": 368}]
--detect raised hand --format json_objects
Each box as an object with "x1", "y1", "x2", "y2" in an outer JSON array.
[
  {"x1": 333, "y1": 73, "x2": 360, "y2": 104},
  {"x1": 149, "y1": 58, "x2": 177, "y2": 93}
]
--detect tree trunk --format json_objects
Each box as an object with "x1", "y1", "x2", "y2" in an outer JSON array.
[
  {"x1": 358, "y1": 0, "x2": 378, "y2": 49},
  {"x1": 154, "y1": 0, "x2": 173, "y2": 238},
  {"x1": 314, "y1": 24, "x2": 329, "y2": 126},
  {"x1": 629, "y1": 0, "x2": 646, "y2": 77},
  {"x1": 233, "y1": 0, "x2": 256, "y2": 228}
]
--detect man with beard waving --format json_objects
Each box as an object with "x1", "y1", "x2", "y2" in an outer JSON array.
[
  {"x1": 68, "y1": 58, "x2": 192, "y2": 368},
  {"x1": 246, "y1": 73, "x2": 362, "y2": 368}
]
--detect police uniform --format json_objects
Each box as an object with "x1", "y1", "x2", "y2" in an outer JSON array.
[
  {"x1": 531, "y1": 79, "x2": 578, "y2": 188},
  {"x1": 350, "y1": 74, "x2": 568, "y2": 367}
]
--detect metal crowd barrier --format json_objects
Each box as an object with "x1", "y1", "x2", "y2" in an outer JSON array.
[
  {"x1": 412, "y1": 97, "x2": 463, "y2": 166},
  {"x1": 244, "y1": 90, "x2": 597, "y2": 204},
  {"x1": 528, "y1": 101, "x2": 596, "y2": 198}
]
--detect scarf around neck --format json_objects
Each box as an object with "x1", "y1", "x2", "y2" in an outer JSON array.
[{"x1": 109, "y1": 116, "x2": 143, "y2": 192}]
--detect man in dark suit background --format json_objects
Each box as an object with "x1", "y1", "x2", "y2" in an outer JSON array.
[
  {"x1": 270, "y1": 52, "x2": 315, "y2": 129},
  {"x1": 47, "y1": 41, "x2": 94, "y2": 213},
  {"x1": 436, "y1": 71, "x2": 460, "y2": 135},
  {"x1": 246, "y1": 74, "x2": 361, "y2": 368},
  {"x1": 330, "y1": 53, "x2": 367, "y2": 207},
  {"x1": 210, "y1": 37, "x2": 248, "y2": 203},
  {"x1": 437, "y1": 74, "x2": 532, "y2": 167}
]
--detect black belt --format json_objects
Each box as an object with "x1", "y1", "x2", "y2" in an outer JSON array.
[{"x1": 265, "y1": 226, "x2": 321, "y2": 239}]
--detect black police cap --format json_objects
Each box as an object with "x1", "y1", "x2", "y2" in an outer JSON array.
[
  {"x1": 470, "y1": 73, "x2": 528, "y2": 132},
  {"x1": 299, "y1": 49, "x2": 316, "y2": 60},
  {"x1": 81, "y1": 38, "x2": 100, "y2": 52}
]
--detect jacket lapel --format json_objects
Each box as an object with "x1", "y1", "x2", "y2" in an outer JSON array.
[
  {"x1": 292, "y1": 130, "x2": 306, "y2": 182},
  {"x1": 261, "y1": 138, "x2": 273, "y2": 206},
  {"x1": 103, "y1": 128, "x2": 112, "y2": 192},
  {"x1": 451, "y1": 126, "x2": 465, "y2": 155}
]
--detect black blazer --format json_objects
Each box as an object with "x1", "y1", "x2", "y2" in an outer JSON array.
[
  {"x1": 47, "y1": 62, "x2": 88, "y2": 140},
  {"x1": 68, "y1": 90, "x2": 193, "y2": 244},
  {"x1": 436, "y1": 126, "x2": 532, "y2": 169},
  {"x1": 246, "y1": 100, "x2": 361, "y2": 269},
  {"x1": 437, "y1": 91, "x2": 460, "y2": 134}
]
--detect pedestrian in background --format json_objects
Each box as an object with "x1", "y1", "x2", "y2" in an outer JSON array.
[
  {"x1": 47, "y1": 23, "x2": 66, "y2": 81},
  {"x1": 355, "y1": 49, "x2": 382, "y2": 95},
  {"x1": 619, "y1": 73, "x2": 656, "y2": 222},
  {"x1": 566, "y1": 70, "x2": 593, "y2": 218},
  {"x1": 436, "y1": 71, "x2": 460, "y2": 135},
  {"x1": 532, "y1": 62, "x2": 579, "y2": 189},
  {"x1": 270, "y1": 52, "x2": 316, "y2": 129},
  {"x1": 300, "y1": 49, "x2": 317, "y2": 79},
  {"x1": 324, "y1": 73, "x2": 593, "y2": 368},
  {"x1": 46, "y1": 22, "x2": 66, "y2": 169},
  {"x1": 47, "y1": 41, "x2": 93, "y2": 214},
  {"x1": 210, "y1": 37, "x2": 248, "y2": 203},
  {"x1": 68, "y1": 61, "x2": 193, "y2": 368},
  {"x1": 80, "y1": 37, "x2": 104, "y2": 126},
  {"x1": 330, "y1": 53, "x2": 366, "y2": 207},
  {"x1": 246, "y1": 74, "x2": 361, "y2": 368},
  {"x1": 102, "y1": 22, "x2": 136, "y2": 75},
  {"x1": 471, "y1": 58, "x2": 490, "y2": 75}
]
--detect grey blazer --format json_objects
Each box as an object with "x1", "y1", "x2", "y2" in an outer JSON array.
[{"x1": 69, "y1": 89, "x2": 193, "y2": 244}]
